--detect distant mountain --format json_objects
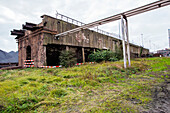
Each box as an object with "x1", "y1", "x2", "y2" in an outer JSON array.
[{"x1": 0, "y1": 49, "x2": 18, "y2": 63}]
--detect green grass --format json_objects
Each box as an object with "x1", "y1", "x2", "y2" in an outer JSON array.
[{"x1": 0, "y1": 57, "x2": 169, "y2": 112}]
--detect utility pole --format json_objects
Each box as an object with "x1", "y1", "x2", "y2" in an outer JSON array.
[
  {"x1": 152, "y1": 43, "x2": 156, "y2": 53},
  {"x1": 149, "y1": 40, "x2": 151, "y2": 50},
  {"x1": 141, "y1": 34, "x2": 144, "y2": 47},
  {"x1": 168, "y1": 29, "x2": 170, "y2": 48}
]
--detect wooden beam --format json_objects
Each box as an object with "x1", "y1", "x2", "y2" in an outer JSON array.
[
  {"x1": 22, "y1": 22, "x2": 40, "y2": 31},
  {"x1": 11, "y1": 29, "x2": 25, "y2": 36}
]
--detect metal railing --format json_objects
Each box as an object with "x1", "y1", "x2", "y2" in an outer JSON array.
[
  {"x1": 55, "y1": 12, "x2": 145, "y2": 46},
  {"x1": 56, "y1": 12, "x2": 121, "y2": 40}
]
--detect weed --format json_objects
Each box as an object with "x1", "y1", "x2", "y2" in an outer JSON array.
[
  {"x1": 47, "y1": 69, "x2": 54, "y2": 73},
  {"x1": 0, "y1": 57, "x2": 169, "y2": 112},
  {"x1": 53, "y1": 77, "x2": 63, "y2": 82},
  {"x1": 27, "y1": 78, "x2": 36, "y2": 81},
  {"x1": 29, "y1": 82, "x2": 38, "y2": 87},
  {"x1": 20, "y1": 81, "x2": 29, "y2": 86},
  {"x1": 38, "y1": 78, "x2": 46, "y2": 83},
  {"x1": 50, "y1": 89, "x2": 67, "y2": 98}
]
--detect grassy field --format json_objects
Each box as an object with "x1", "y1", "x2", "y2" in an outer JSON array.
[{"x1": 0, "y1": 57, "x2": 169, "y2": 112}]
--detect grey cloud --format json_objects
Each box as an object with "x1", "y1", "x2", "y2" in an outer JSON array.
[{"x1": 0, "y1": 0, "x2": 169, "y2": 52}]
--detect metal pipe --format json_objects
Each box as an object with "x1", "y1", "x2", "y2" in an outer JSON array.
[
  {"x1": 55, "y1": 0, "x2": 170, "y2": 37},
  {"x1": 124, "y1": 17, "x2": 131, "y2": 67},
  {"x1": 121, "y1": 15, "x2": 127, "y2": 68}
]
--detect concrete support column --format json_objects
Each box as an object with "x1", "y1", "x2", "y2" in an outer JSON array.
[
  {"x1": 43, "y1": 46, "x2": 47, "y2": 66},
  {"x1": 66, "y1": 46, "x2": 69, "y2": 51},
  {"x1": 82, "y1": 47, "x2": 85, "y2": 63},
  {"x1": 18, "y1": 42, "x2": 21, "y2": 66},
  {"x1": 21, "y1": 47, "x2": 23, "y2": 67},
  {"x1": 21, "y1": 46, "x2": 25, "y2": 68},
  {"x1": 94, "y1": 48, "x2": 96, "y2": 53}
]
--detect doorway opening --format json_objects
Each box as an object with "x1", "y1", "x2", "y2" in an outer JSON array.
[{"x1": 26, "y1": 46, "x2": 31, "y2": 60}]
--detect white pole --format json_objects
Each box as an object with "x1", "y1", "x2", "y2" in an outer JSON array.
[
  {"x1": 124, "y1": 17, "x2": 131, "y2": 67},
  {"x1": 121, "y1": 15, "x2": 127, "y2": 68}
]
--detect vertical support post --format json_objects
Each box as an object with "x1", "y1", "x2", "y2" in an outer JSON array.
[
  {"x1": 124, "y1": 16, "x2": 131, "y2": 67},
  {"x1": 121, "y1": 15, "x2": 127, "y2": 68},
  {"x1": 82, "y1": 47, "x2": 85, "y2": 63},
  {"x1": 21, "y1": 46, "x2": 24, "y2": 67},
  {"x1": 66, "y1": 46, "x2": 69, "y2": 51},
  {"x1": 94, "y1": 48, "x2": 96, "y2": 53},
  {"x1": 141, "y1": 34, "x2": 144, "y2": 47},
  {"x1": 43, "y1": 45, "x2": 47, "y2": 66},
  {"x1": 18, "y1": 42, "x2": 22, "y2": 66}
]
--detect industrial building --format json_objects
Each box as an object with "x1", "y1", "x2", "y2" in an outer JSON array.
[{"x1": 11, "y1": 14, "x2": 149, "y2": 67}]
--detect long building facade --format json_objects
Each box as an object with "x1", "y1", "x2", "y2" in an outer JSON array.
[{"x1": 11, "y1": 14, "x2": 149, "y2": 67}]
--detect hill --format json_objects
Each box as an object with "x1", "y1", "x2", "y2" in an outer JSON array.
[
  {"x1": 0, "y1": 49, "x2": 18, "y2": 63},
  {"x1": 0, "y1": 57, "x2": 169, "y2": 112}
]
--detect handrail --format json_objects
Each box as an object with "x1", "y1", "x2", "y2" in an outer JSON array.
[{"x1": 56, "y1": 12, "x2": 121, "y2": 40}]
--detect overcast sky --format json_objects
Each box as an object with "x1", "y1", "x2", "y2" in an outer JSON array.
[{"x1": 0, "y1": 0, "x2": 170, "y2": 52}]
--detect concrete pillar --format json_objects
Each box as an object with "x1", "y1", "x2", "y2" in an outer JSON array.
[
  {"x1": 21, "y1": 45, "x2": 24, "y2": 67},
  {"x1": 18, "y1": 42, "x2": 21, "y2": 66},
  {"x1": 94, "y1": 48, "x2": 96, "y2": 53},
  {"x1": 82, "y1": 47, "x2": 85, "y2": 62},
  {"x1": 43, "y1": 46, "x2": 47, "y2": 66},
  {"x1": 66, "y1": 46, "x2": 69, "y2": 51}
]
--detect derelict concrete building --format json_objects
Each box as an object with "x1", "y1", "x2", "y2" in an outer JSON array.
[{"x1": 11, "y1": 14, "x2": 149, "y2": 67}]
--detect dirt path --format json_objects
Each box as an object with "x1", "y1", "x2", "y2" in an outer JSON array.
[{"x1": 144, "y1": 65, "x2": 170, "y2": 113}]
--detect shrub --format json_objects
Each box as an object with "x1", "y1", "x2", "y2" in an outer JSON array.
[
  {"x1": 59, "y1": 50, "x2": 77, "y2": 67},
  {"x1": 88, "y1": 50, "x2": 122, "y2": 63}
]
